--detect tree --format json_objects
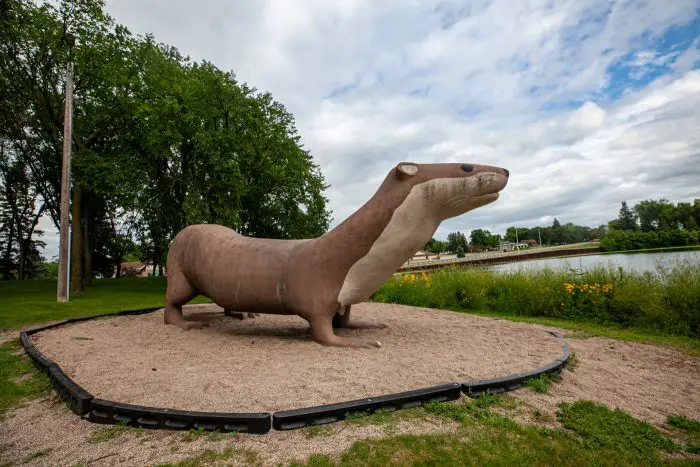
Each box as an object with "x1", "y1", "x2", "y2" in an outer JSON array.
[
  {"x1": 1, "y1": 0, "x2": 332, "y2": 286},
  {"x1": 469, "y1": 229, "x2": 490, "y2": 249},
  {"x1": 447, "y1": 231, "x2": 468, "y2": 252},
  {"x1": 617, "y1": 201, "x2": 637, "y2": 231},
  {"x1": 550, "y1": 218, "x2": 565, "y2": 244},
  {"x1": 0, "y1": 149, "x2": 46, "y2": 280}
]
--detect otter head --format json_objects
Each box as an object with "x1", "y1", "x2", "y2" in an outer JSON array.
[{"x1": 394, "y1": 162, "x2": 509, "y2": 221}]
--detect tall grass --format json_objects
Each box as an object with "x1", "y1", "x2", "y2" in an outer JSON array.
[{"x1": 371, "y1": 259, "x2": 700, "y2": 337}]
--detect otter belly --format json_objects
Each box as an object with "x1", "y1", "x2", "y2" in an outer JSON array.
[{"x1": 177, "y1": 225, "x2": 301, "y2": 314}]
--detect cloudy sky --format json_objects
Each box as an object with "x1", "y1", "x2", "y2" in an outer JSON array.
[{"x1": 41, "y1": 0, "x2": 700, "y2": 258}]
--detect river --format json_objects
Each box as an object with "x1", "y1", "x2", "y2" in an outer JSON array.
[{"x1": 487, "y1": 250, "x2": 700, "y2": 274}]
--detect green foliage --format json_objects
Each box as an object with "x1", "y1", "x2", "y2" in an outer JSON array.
[
  {"x1": 373, "y1": 259, "x2": 700, "y2": 337},
  {"x1": 156, "y1": 447, "x2": 260, "y2": 467},
  {"x1": 667, "y1": 414, "x2": 700, "y2": 433},
  {"x1": 558, "y1": 401, "x2": 677, "y2": 457},
  {"x1": 21, "y1": 448, "x2": 52, "y2": 464},
  {"x1": 601, "y1": 199, "x2": 700, "y2": 252},
  {"x1": 666, "y1": 414, "x2": 700, "y2": 455},
  {"x1": 1, "y1": 0, "x2": 331, "y2": 285},
  {"x1": 617, "y1": 201, "x2": 638, "y2": 231},
  {"x1": 0, "y1": 340, "x2": 51, "y2": 417},
  {"x1": 303, "y1": 424, "x2": 335, "y2": 438},
  {"x1": 565, "y1": 351, "x2": 580, "y2": 372},
  {"x1": 87, "y1": 422, "x2": 129, "y2": 444},
  {"x1": 448, "y1": 231, "x2": 468, "y2": 252},
  {"x1": 295, "y1": 399, "x2": 682, "y2": 466},
  {"x1": 180, "y1": 426, "x2": 206, "y2": 442},
  {"x1": 424, "y1": 237, "x2": 447, "y2": 253},
  {"x1": 524, "y1": 373, "x2": 560, "y2": 394},
  {"x1": 0, "y1": 276, "x2": 211, "y2": 328},
  {"x1": 469, "y1": 228, "x2": 499, "y2": 249},
  {"x1": 505, "y1": 221, "x2": 595, "y2": 246},
  {"x1": 600, "y1": 229, "x2": 700, "y2": 251}
]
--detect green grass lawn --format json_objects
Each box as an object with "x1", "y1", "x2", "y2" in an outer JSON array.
[{"x1": 0, "y1": 277, "x2": 208, "y2": 329}]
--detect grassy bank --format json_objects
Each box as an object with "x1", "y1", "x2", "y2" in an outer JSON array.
[
  {"x1": 599, "y1": 245, "x2": 700, "y2": 255},
  {"x1": 373, "y1": 259, "x2": 700, "y2": 339},
  {"x1": 288, "y1": 396, "x2": 699, "y2": 466},
  {"x1": 0, "y1": 277, "x2": 208, "y2": 329}
]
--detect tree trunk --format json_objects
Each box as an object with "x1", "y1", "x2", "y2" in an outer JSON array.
[
  {"x1": 158, "y1": 262, "x2": 163, "y2": 277},
  {"x1": 17, "y1": 237, "x2": 25, "y2": 280},
  {"x1": 2, "y1": 222, "x2": 13, "y2": 280},
  {"x1": 70, "y1": 188, "x2": 84, "y2": 293},
  {"x1": 83, "y1": 213, "x2": 92, "y2": 286},
  {"x1": 116, "y1": 261, "x2": 121, "y2": 279}
]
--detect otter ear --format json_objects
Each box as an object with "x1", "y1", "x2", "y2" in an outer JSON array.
[{"x1": 396, "y1": 163, "x2": 418, "y2": 178}]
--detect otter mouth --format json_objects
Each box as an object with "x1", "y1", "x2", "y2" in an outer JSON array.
[
  {"x1": 473, "y1": 192, "x2": 500, "y2": 202},
  {"x1": 471, "y1": 192, "x2": 500, "y2": 207}
]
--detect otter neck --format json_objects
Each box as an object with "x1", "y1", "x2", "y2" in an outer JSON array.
[
  {"x1": 313, "y1": 175, "x2": 417, "y2": 273},
  {"x1": 333, "y1": 181, "x2": 444, "y2": 307}
]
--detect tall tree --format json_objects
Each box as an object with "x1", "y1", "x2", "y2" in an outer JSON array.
[
  {"x1": 617, "y1": 201, "x2": 637, "y2": 231},
  {"x1": 447, "y1": 231, "x2": 468, "y2": 252}
]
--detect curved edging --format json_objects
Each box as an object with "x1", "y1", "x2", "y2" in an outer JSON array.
[
  {"x1": 19, "y1": 307, "x2": 570, "y2": 434},
  {"x1": 20, "y1": 306, "x2": 273, "y2": 434},
  {"x1": 273, "y1": 383, "x2": 462, "y2": 430},
  {"x1": 462, "y1": 331, "x2": 570, "y2": 397},
  {"x1": 88, "y1": 399, "x2": 271, "y2": 434}
]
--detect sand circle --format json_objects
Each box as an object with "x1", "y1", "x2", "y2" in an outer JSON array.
[{"x1": 30, "y1": 303, "x2": 564, "y2": 412}]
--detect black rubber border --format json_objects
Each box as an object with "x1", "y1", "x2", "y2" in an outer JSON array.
[
  {"x1": 88, "y1": 399, "x2": 271, "y2": 434},
  {"x1": 273, "y1": 383, "x2": 462, "y2": 430},
  {"x1": 462, "y1": 331, "x2": 570, "y2": 397},
  {"x1": 19, "y1": 307, "x2": 570, "y2": 433}
]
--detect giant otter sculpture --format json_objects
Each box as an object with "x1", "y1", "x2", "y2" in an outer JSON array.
[{"x1": 164, "y1": 162, "x2": 509, "y2": 348}]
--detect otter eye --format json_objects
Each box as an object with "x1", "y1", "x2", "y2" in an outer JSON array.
[{"x1": 461, "y1": 164, "x2": 474, "y2": 172}]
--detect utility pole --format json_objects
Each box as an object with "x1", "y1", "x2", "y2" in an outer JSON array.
[
  {"x1": 57, "y1": 61, "x2": 73, "y2": 303},
  {"x1": 57, "y1": 25, "x2": 75, "y2": 302},
  {"x1": 538, "y1": 227, "x2": 542, "y2": 247}
]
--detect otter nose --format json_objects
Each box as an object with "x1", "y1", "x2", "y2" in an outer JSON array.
[{"x1": 503, "y1": 168, "x2": 509, "y2": 177}]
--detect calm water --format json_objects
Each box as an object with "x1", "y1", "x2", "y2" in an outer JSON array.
[{"x1": 487, "y1": 250, "x2": 700, "y2": 274}]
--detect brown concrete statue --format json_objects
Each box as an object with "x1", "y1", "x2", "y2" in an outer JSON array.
[{"x1": 164, "y1": 162, "x2": 509, "y2": 348}]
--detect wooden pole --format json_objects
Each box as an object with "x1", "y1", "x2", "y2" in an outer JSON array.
[{"x1": 57, "y1": 61, "x2": 73, "y2": 302}]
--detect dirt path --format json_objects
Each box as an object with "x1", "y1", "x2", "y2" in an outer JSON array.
[{"x1": 1, "y1": 304, "x2": 698, "y2": 466}]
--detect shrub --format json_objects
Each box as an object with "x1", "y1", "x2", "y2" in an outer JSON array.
[{"x1": 373, "y1": 259, "x2": 700, "y2": 337}]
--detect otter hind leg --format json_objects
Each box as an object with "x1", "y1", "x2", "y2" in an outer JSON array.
[
  {"x1": 310, "y1": 311, "x2": 382, "y2": 348},
  {"x1": 164, "y1": 270, "x2": 208, "y2": 331}
]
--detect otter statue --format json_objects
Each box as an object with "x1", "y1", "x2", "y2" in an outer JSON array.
[{"x1": 164, "y1": 162, "x2": 509, "y2": 348}]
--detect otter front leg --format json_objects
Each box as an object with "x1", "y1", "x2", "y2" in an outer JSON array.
[
  {"x1": 332, "y1": 306, "x2": 387, "y2": 330},
  {"x1": 310, "y1": 312, "x2": 382, "y2": 348},
  {"x1": 164, "y1": 270, "x2": 208, "y2": 331}
]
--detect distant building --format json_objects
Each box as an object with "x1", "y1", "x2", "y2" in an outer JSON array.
[
  {"x1": 117, "y1": 261, "x2": 165, "y2": 278},
  {"x1": 499, "y1": 241, "x2": 529, "y2": 252}
]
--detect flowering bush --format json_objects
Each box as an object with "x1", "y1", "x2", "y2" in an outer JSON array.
[
  {"x1": 370, "y1": 260, "x2": 700, "y2": 337},
  {"x1": 561, "y1": 282, "x2": 615, "y2": 323}
]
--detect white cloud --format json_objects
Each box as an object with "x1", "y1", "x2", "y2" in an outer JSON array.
[{"x1": 40, "y1": 0, "x2": 700, "y2": 258}]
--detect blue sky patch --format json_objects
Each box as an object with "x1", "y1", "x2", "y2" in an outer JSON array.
[{"x1": 602, "y1": 14, "x2": 699, "y2": 101}]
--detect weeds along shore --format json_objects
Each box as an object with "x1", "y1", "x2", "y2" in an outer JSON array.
[{"x1": 371, "y1": 259, "x2": 700, "y2": 338}]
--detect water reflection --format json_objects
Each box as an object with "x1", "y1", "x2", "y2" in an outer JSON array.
[{"x1": 487, "y1": 250, "x2": 700, "y2": 274}]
